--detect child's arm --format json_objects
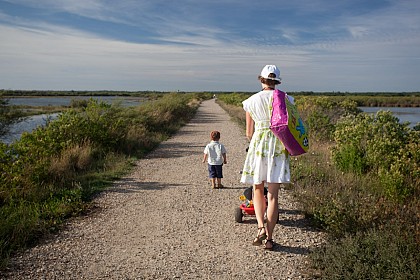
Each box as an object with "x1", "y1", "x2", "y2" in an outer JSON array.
[
  {"x1": 223, "y1": 153, "x2": 227, "y2": 164},
  {"x1": 202, "y1": 153, "x2": 207, "y2": 163}
]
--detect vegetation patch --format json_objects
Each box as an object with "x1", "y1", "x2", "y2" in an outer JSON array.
[{"x1": 0, "y1": 92, "x2": 210, "y2": 269}]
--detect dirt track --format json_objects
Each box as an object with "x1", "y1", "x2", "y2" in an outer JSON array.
[{"x1": 2, "y1": 99, "x2": 324, "y2": 280}]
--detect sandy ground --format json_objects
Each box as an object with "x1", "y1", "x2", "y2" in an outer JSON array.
[{"x1": 2, "y1": 99, "x2": 324, "y2": 280}]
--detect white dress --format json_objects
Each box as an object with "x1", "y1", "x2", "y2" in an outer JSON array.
[{"x1": 240, "y1": 90, "x2": 291, "y2": 185}]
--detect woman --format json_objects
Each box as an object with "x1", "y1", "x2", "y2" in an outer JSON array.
[{"x1": 240, "y1": 65, "x2": 292, "y2": 250}]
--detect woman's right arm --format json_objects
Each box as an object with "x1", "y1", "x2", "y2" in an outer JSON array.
[{"x1": 245, "y1": 112, "x2": 254, "y2": 141}]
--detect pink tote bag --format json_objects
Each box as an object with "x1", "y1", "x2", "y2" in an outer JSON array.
[{"x1": 270, "y1": 89, "x2": 309, "y2": 156}]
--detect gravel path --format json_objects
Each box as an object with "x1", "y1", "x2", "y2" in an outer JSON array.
[{"x1": 2, "y1": 99, "x2": 324, "y2": 280}]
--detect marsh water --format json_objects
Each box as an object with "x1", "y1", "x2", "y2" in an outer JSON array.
[
  {"x1": 1, "y1": 97, "x2": 419, "y2": 144},
  {"x1": 7, "y1": 95, "x2": 145, "y2": 107},
  {"x1": 359, "y1": 107, "x2": 420, "y2": 127}
]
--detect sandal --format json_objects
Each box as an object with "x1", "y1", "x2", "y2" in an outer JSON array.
[
  {"x1": 252, "y1": 227, "x2": 267, "y2": 246},
  {"x1": 264, "y1": 239, "x2": 274, "y2": 250}
]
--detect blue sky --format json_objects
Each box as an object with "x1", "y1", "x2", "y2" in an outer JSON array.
[{"x1": 1, "y1": 0, "x2": 419, "y2": 92}]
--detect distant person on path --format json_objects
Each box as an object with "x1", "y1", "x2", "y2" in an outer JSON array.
[
  {"x1": 240, "y1": 65, "x2": 293, "y2": 250},
  {"x1": 203, "y1": 131, "x2": 227, "y2": 189}
]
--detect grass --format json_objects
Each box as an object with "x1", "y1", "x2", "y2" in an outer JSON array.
[{"x1": 311, "y1": 226, "x2": 419, "y2": 279}]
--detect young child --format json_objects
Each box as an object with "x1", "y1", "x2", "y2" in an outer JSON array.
[{"x1": 202, "y1": 131, "x2": 227, "y2": 189}]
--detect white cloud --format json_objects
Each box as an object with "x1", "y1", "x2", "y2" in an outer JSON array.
[
  {"x1": 0, "y1": 21, "x2": 310, "y2": 91},
  {"x1": 3, "y1": 0, "x2": 104, "y2": 16}
]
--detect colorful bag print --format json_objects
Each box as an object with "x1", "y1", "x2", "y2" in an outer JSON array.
[{"x1": 270, "y1": 89, "x2": 309, "y2": 156}]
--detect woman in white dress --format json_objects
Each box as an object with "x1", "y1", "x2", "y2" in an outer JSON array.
[{"x1": 240, "y1": 65, "x2": 292, "y2": 250}]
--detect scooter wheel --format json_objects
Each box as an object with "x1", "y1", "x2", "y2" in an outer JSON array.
[{"x1": 234, "y1": 207, "x2": 243, "y2": 223}]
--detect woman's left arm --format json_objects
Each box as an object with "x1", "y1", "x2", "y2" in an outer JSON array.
[{"x1": 245, "y1": 112, "x2": 254, "y2": 141}]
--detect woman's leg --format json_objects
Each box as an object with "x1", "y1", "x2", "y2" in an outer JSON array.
[
  {"x1": 265, "y1": 183, "x2": 280, "y2": 242},
  {"x1": 253, "y1": 182, "x2": 266, "y2": 229}
]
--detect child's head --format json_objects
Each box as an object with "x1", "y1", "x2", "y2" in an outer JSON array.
[{"x1": 210, "y1": 131, "x2": 220, "y2": 141}]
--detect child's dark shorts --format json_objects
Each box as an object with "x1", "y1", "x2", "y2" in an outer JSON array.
[{"x1": 208, "y1": 164, "x2": 223, "y2": 178}]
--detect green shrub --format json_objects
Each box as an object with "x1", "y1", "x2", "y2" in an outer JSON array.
[
  {"x1": 333, "y1": 111, "x2": 410, "y2": 172},
  {"x1": 216, "y1": 93, "x2": 251, "y2": 107},
  {"x1": 378, "y1": 137, "x2": 419, "y2": 200},
  {"x1": 46, "y1": 100, "x2": 127, "y2": 151},
  {"x1": 299, "y1": 96, "x2": 361, "y2": 141},
  {"x1": 216, "y1": 100, "x2": 247, "y2": 127},
  {"x1": 138, "y1": 93, "x2": 198, "y2": 134},
  {"x1": 332, "y1": 111, "x2": 417, "y2": 200},
  {"x1": 69, "y1": 98, "x2": 89, "y2": 108}
]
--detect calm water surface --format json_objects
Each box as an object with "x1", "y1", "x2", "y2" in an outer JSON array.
[
  {"x1": 1, "y1": 114, "x2": 59, "y2": 144},
  {"x1": 8, "y1": 96, "x2": 146, "y2": 107},
  {"x1": 359, "y1": 107, "x2": 420, "y2": 127}
]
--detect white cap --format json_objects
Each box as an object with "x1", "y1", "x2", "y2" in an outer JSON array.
[{"x1": 260, "y1": 65, "x2": 281, "y2": 81}]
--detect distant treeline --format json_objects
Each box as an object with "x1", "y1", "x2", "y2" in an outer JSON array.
[
  {"x1": 215, "y1": 92, "x2": 420, "y2": 108},
  {"x1": 2, "y1": 89, "x2": 420, "y2": 96},
  {"x1": 2, "y1": 90, "x2": 420, "y2": 107},
  {"x1": 314, "y1": 95, "x2": 420, "y2": 107},
  {"x1": 0, "y1": 89, "x2": 173, "y2": 97},
  {"x1": 291, "y1": 91, "x2": 420, "y2": 107},
  {"x1": 287, "y1": 91, "x2": 420, "y2": 96}
]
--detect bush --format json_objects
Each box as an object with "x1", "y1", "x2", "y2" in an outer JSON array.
[
  {"x1": 294, "y1": 141, "x2": 419, "y2": 279},
  {"x1": 216, "y1": 93, "x2": 251, "y2": 107},
  {"x1": 332, "y1": 111, "x2": 418, "y2": 200},
  {"x1": 299, "y1": 96, "x2": 361, "y2": 141}
]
